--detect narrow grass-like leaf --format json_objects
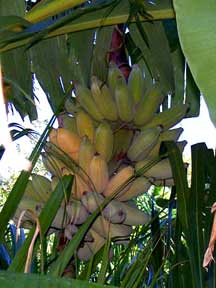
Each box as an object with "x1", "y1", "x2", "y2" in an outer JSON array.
[
  {"x1": 0, "y1": 271, "x2": 116, "y2": 288},
  {"x1": 0, "y1": 114, "x2": 56, "y2": 244},
  {"x1": 8, "y1": 175, "x2": 73, "y2": 272},
  {"x1": 97, "y1": 238, "x2": 111, "y2": 284}
]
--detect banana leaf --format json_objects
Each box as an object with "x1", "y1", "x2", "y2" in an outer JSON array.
[{"x1": 173, "y1": 0, "x2": 216, "y2": 126}]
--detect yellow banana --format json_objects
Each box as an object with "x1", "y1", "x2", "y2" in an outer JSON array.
[
  {"x1": 103, "y1": 166, "x2": 134, "y2": 197},
  {"x1": 76, "y1": 84, "x2": 104, "y2": 121},
  {"x1": 95, "y1": 122, "x2": 114, "y2": 162},
  {"x1": 89, "y1": 154, "x2": 109, "y2": 193},
  {"x1": 66, "y1": 201, "x2": 89, "y2": 225},
  {"x1": 114, "y1": 77, "x2": 134, "y2": 122},
  {"x1": 144, "y1": 103, "x2": 189, "y2": 130},
  {"x1": 127, "y1": 127, "x2": 161, "y2": 161},
  {"x1": 78, "y1": 135, "x2": 95, "y2": 175},
  {"x1": 119, "y1": 201, "x2": 150, "y2": 226},
  {"x1": 72, "y1": 174, "x2": 90, "y2": 200},
  {"x1": 81, "y1": 191, "x2": 104, "y2": 213},
  {"x1": 49, "y1": 128, "x2": 81, "y2": 162},
  {"x1": 134, "y1": 83, "x2": 163, "y2": 126},
  {"x1": 91, "y1": 76, "x2": 118, "y2": 121},
  {"x1": 92, "y1": 216, "x2": 132, "y2": 239},
  {"x1": 103, "y1": 200, "x2": 126, "y2": 224},
  {"x1": 31, "y1": 174, "x2": 52, "y2": 202},
  {"x1": 112, "y1": 128, "x2": 134, "y2": 161},
  {"x1": 128, "y1": 64, "x2": 144, "y2": 105},
  {"x1": 76, "y1": 109, "x2": 94, "y2": 143},
  {"x1": 116, "y1": 177, "x2": 151, "y2": 201}
]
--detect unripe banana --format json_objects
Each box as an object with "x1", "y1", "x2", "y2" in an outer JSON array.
[
  {"x1": 66, "y1": 201, "x2": 89, "y2": 225},
  {"x1": 112, "y1": 128, "x2": 134, "y2": 161},
  {"x1": 116, "y1": 177, "x2": 151, "y2": 201},
  {"x1": 103, "y1": 200, "x2": 126, "y2": 224},
  {"x1": 127, "y1": 127, "x2": 162, "y2": 161},
  {"x1": 135, "y1": 158, "x2": 172, "y2": 180},
  {"x1": 24, "y1": 180, "x2": 42, "y2": 202},
  {"x1": 128, "y1": 64, "x2": 144, "y2": 105},
  {"x1": 76, "y1": 109, "x2": 94, "y2": 143},
  {"x1": 72, "y1": 174, "x2": 90, "y2": 199},
  {"x1": 92, "y1": 216, "x2": 132, "y2": 239},
  {"x1": 108, "y1": 62, "x2": 125, "y2": 94},
  {"x1": 89, "y1": 154, "x2": 109, "y2": 193},
  {"x1": 103, "y1": 166, "x2": 134, "y2": 197},
  {"x1": 78, "y1": 136, "x2": 94, "y2": 175},
  {"x1": 134, "y1": 83, "x2": 163, "y2": 126},
  {"x1": 64, "y1": 97, "x2": 80, "y2": 115},
  {"x1": 114, "y1": 77, "x2": 134, "y2": 122},
  {"x1": 119, "y1": 201, "x2": 150, "y2": 226},
  {"x1": 59, "y1": 114, "x2": 78, "y2": 134},
  {"x1": 76, "y1": 85, "x2": 104, "y2": 121},
  {"x1": 42, "y1": 152, "x2": 71, "y2": 177},
  {"x1": 49, "y1": 128, "x2": 81, "y2": 162},
  {"x1": 81, "y1": 191, "x2": 104, "y2": 213},
  {"x1": 144, "y1": 103, "x2": 189, "y2": 130},
  {"x1": 95, "y1": 122, "x2": 114, "y2": 162},
  {"x1": 91, "y1": 76, "x2": 118, "y2": 121},
  {"x1": 64, "y1": 224, "x2": 78, "y2": 240},
  {"x1": 51, "y1": 206, "x2": 68, "y2": 229},
  {"x1": 31, "y1": 174, "x2": 52, "y2": 202},
  {"x1": 17, "y1": 197, "x2": 43, "y2": 216}
]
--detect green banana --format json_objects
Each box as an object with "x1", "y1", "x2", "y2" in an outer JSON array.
[
  {"x1": 59, "y1": 113, "x2": 78, "y2": 134},
  {"x1": 114, "y1": 77, "x2": 134, "y2": 122},
  {"x1": 134, "y1": 83, "x2": 163, "y2": 126},
  {"x1": 95, "y1": 122, "x2": 114, "y2": 162},
  {"x1": 31, "y1": 174, "x2": 52, "y2": 202},
  {"x1": 112, "y1": 128, "x2": 134, "y2": 161},
  {"x1": 108, "y1": 62, "x2": 125, "y2": 94},
  {"x1": 42, "y1": 152, "x2": 71, "y2": 177},
  {"x1": 128, "y1": 64, "x2": 144, "y2": 105},
  {"x1": 76, "y1": 85, "x2": 104, "y2": 121},
  {"x1": 127, "y1": 127, "x2": 162, "y2": 161},
  {"x1": 91, "y1": 76, "x2": 118, "y2": 121},
  {"x1": 144, "y1": 103, "x2": 189, "y2": 130}
]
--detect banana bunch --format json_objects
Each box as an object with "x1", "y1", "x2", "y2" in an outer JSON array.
[{"x1": 14, "y1": 64, "x2": 189, "y2": 261}]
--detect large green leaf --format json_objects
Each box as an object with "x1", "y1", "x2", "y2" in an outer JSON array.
[
  {"x1": 0, "y1": 271, "x2": 115, "y2": 288},
  {"x1": 173, "y1": 0, "x2": 216, "y2": 126}
]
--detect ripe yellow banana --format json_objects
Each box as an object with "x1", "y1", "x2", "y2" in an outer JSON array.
[
  {"x1": 78, "y1": 135, "x2": 95, "y2": 175},
  {"x1": 72, "y1": 174, "x2": 90, "y2": 200},
  {"x1": 81, "y1": 191, "x2": 104, "y2": 213},
  {"x1": 31, "y1": 174, "x2": 52, "y2": 202},
  {"x1": 134, "y1": 83, "x2": 163, "y2": 126},
  {"x1": 76, "y1": 84, "x2": 104, "y2": 121},
  {"x1": 127, "y1": 127, "x2": 161, "y2": 161},
  {"x1": 144, "y1": 103, "x2": 189, "y2": 130},
  {"x1": 112, "y1": 128, "x2": 134, "y2": 161},
  {"x1": 76, "y1": 109, "x2": 94, "y2": 142},
  {"x1": 49, "y1": 128, "x2": 81, "y2": 162},
  {"x1": 95, "y1": 122, "x2": 114, "y2": 162},
  {"x1": 119, "y1": 201, "x2": 150, "y2": 226},
  {"x1": 116, "y1": 177, "x2": 151, "y2": 201},
  {"x1": 66, "y1": 200, "x2": 89, "y2": 225},
  {"x1": 89, "y1": 154, "x2": 109, "y2": 193},
  {"x1": 103, "y1": 166, "x2": 134, "y2": 197},
  {"x1": 103, "y1": 200, "x2": 126, "y2": 224},
  {"x1": 91, "y1": 76, "x2": 118, "y2": 121},
  {"x1": 128, "y1": 64, "x2": 144, "y2": 105},
  {"x1": 114, "y1": 77, "x2": 134, "y2": 122}
]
